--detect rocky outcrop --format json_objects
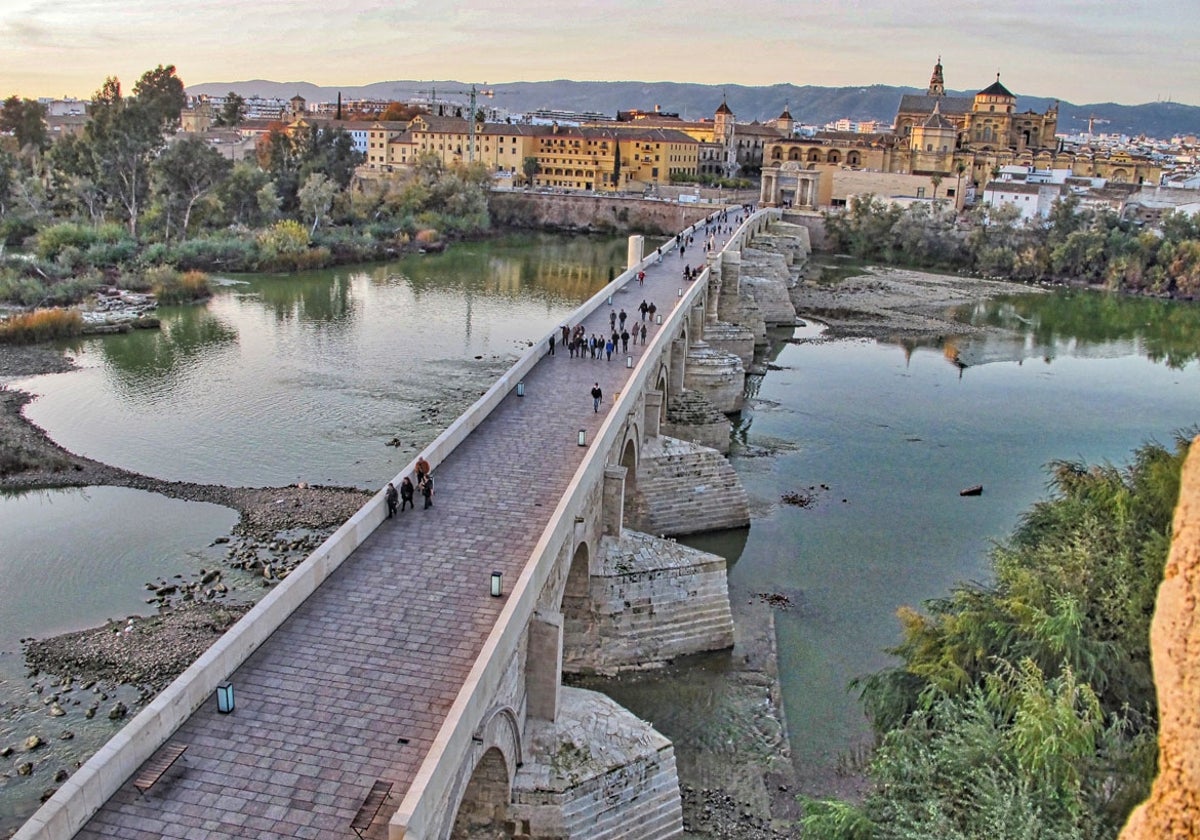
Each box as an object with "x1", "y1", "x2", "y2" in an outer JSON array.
[{"x1": 1120, "y1": 437, "x2": 1200, "y2": 840}]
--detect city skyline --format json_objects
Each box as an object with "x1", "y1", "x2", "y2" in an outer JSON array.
[{"x1": 1, "y1": 0, "x2": 1195, "y2": 108}]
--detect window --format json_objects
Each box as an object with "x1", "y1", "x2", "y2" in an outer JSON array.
[{"x1": 917, "y1": 187, "x2": 926, "y2": 198}]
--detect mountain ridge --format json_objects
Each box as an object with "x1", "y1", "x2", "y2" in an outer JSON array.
[{"x1": 186, "y1": 79, "x2": 1200, "y2": 139}]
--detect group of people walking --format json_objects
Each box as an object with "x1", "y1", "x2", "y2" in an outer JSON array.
[
  {"x1": 558, "y1": 311, "x2": 655, "y2": 362},
  {"x1": 382, "y1": 209, "x2": 758, "y2": 521},
  {"x1": 385, "y1": 456, "x2": 434, "y2": 518}
]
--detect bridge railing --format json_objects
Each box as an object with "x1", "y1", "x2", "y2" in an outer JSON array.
[{"x1": 391, "y1": 207, "x2": 780, "y2": 838}]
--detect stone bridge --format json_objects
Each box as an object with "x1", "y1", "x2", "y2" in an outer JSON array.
[{"x1": 15, "y1": 206, "x2": 813, "y2": 840}]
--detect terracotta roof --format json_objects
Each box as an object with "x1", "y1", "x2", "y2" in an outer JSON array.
[{"x1": 715, "y1": 101, "x2": 733, "y2": 115}]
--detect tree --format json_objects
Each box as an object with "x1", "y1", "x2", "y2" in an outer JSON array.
[
  {"x1": 132, "y1": 64, "x2": 186, "y2": 132},
  {"x1": 0, "y1": 96, "x2": 49, "y2": 152},
  {"x1": 297, "y1": 172, "x2": 336, "y2": 235},
  {"x1": 152, "y1": 135, "x2": 232, "y2": 241},
  {"x1": 217, "y1": 161, "x2": 270, "y2": 227},
  {"x1": 521, "y1": 156, "x2": 539, "y2": 188},
  {"x1": 930, "y1": 174, "x2": 943, "y2": 201},
  {"x1": 214, "y1": 92, "x2": 246, "y2": 128},
  {"x1": 612, "y1": 139, "x2": 621, "y2": 189},
  {"x1": 379, "y1": 102, "x2": 422, "y2": 122},
  {"x1": 0, "y1": 148, "x2": 14, "y2": 216},
  {"x1": 954, "y1": 160, "x2": 966, "y2": 205},
  {"x1": 83, "y1": 79, "x2": 164, "y2": 238}
]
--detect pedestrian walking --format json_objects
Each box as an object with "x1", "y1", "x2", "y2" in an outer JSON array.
[
  {"x1": 639, "y1": 300, "x2": 648, "y2": 321},
  {"x1": 548, "y1": 333, "x2": 556, "y2": 355},
  {"x1": 420, "y1": 473, "x2": 435, "y2": 509},
  {"x1": 605, "y1": 339, "x2": 614, "y2": 361},
  {"x1": 385, "y1": 482, "x2": 398, "y2": 518},
  {"x1": 415, "y1": 456, "x2": 430, "y2": 487},
  {"x1": 609, "y1": 310, "x2": 617, "y2": 331},
  {"x1": 648, "y1": 302, "x2": 657, "y2": 321},
  {"x1": 591, "y1": 382, "x2": 602, "y2": 412},
  {"x1": 621, "y1": 329, "x2": 629, "y2": 353},
  {"x1": 400, "y1": 476, "x2": 415, "y2": 511},
  {"x1": 619, "y1": 309, "x2": 627, "y2": 330},
  {"x1": 640, "y1": 322, "x2": 647, "y2": 344},
  {"x1": 561, "y1": 324, "x2": 570, "y2": 346}
]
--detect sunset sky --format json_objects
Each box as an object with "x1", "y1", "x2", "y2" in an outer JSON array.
[{"x1": 2, "y1": 0, "x2": 1194, "y2": 107}]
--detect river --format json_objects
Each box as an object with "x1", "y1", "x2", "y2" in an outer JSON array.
[{"x1": 3, "y1": 235, "x2": 1200, "y2": 832}]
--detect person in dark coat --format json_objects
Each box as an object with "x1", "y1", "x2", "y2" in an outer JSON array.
[
  {"x1": 399, "y1": 476, "x2": 415, "y2": 511},
  {"x1": 591, "y1": 382, "x2": 602, "y2": 412},
  {"x1": 385, "y1": 482, "x2": 398, "y2": 518},
  {"x1": 421, "y1": 473, "x2": 435, "y2": 509}
]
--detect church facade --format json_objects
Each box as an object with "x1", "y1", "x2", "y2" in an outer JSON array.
[{"x1": 760, "y1": 59, "x2": 1161, "y2": 209}]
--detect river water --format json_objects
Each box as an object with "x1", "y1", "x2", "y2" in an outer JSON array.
[{"x1": 3, "y1": 235, "x2": 1200, "y2": 830}]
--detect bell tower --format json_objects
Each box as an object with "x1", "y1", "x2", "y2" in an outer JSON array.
[{"x1": 927, "y1": 56, "x2": 945, "y2": 97}]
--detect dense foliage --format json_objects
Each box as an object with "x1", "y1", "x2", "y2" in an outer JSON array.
[
  {"x1": 823, "y1": 194, "x2": 1200, "y2": 298},
  {"x1": 0, "y1": 66, "x2": 493, "y2": 311},
  {"x1": 802, "y1": 436, "x2": 1192, "y2": 839}
]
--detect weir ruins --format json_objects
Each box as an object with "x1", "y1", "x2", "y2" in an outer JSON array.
[{"x1": 15, "y1": 206, "x2": 816, "y2": 840}]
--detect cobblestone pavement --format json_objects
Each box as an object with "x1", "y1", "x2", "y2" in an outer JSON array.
[{"x1": 75, "y1": 213, "x2": 741, "y2": 839}]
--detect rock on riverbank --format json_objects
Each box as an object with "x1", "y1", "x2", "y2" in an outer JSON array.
[{"x1": 24, "y1": 603, "x2": 252, "y2": 693}]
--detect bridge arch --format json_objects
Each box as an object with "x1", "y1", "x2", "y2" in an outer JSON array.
[
  {"x1": 448, "y1": 746, "x2": 512, "y2": 839},
  {"x1": 619, "y1": 433, "x2": 639, "y2": 525}
]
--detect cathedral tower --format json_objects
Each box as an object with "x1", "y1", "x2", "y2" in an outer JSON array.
[{"x1": 927, "y1": 57, "x2": 945, "y2": 97}]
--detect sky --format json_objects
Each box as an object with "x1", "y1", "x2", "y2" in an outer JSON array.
[{"x1": 2, "y1": 0, "x2": 1195, "y2": 107}]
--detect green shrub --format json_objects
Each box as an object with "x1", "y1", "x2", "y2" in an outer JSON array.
[
  {"x1": 0, "y1": 273, "x2": 48, "y2": 307},
  {"x1": 84, "y1": 238, "x2": 138, "y2": 268},
  {"x1": 257, "y1": 219, "x2": 309, "y2": 259},
  {"x1": 35, "y1": 222, "x2": 129, "y2": 261},
  {"x1": 0, "y1": 215, "x2": 38, "y2": 247},
  {"x1": 168, "y1": 235, "x2": 259, "y2": 272}
]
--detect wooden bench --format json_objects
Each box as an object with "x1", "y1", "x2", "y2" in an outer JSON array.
[
  {"x1": 350, "y1": 779, "x2": 393, "y2": 838},
  {"x1": 132, "y1": 743, "x2": 188, "y2": 795}
]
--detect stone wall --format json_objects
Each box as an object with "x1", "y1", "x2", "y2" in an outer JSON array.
[
  {"x1": 628, "y1": 436, "x2": 750, "y2": 536},
  {"x1": 780, "y1": 210, "x2": 828, "y2": 251},
  {"x1": 489, "y1": 193, "x2": 710, "y2": 235},
  {"x1": 561, "y1": 530, "x2": 734, "y2": 674},
  {"x1": 511, "y1": 687, "x2": 683, "y2": 839},
  {"x1": 739, "y1": 247, "x2": 799, "y2": 327},
  {"x1": 1119, "y1": 437, "x2": 1200, "y2": 840}
]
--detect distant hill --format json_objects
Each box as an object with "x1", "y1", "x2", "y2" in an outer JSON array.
[{"x1": 187, "y1": 79, "x2": 1200, "y2": 140}]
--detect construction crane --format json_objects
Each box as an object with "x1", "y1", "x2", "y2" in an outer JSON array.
[{"x1": 395, "y1": 84, "x2": 500, "y2": 164}]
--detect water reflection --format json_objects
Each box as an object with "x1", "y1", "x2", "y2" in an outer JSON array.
[
  {"x1": 94, "y1": 308, "x2": 238, "y2": 400},
  {"x1": 243, "y1": 270, "x2": 357, "y2": 326},
  {"x1": 946, "y1": 290, "x2": 1200, "y2": 369}
]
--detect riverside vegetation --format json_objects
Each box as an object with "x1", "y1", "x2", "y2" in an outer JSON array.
[
  {"x1": 823, "y1": 194, "x2": 1200, "y2": 298},
  {"x1": 801, "y1": 435, "x2": 1194, "y2": 840},
  {"x1": 0, "y1": 65, "x2": 492, "y2": 340}
]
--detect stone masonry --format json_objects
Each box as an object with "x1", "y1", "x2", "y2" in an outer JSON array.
[
  {"x1": 511, "y1": 687, "x2": 682, "y2": 839},
  {"x1": 627, "y1": 436, "x2": 750, "y2": 537},
  {"x1": 662, "y1": 390, "x2": 732, "y2": 454},
  {"x1": 561, "y1": 530, "x2": 734, "y2": 674}
]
